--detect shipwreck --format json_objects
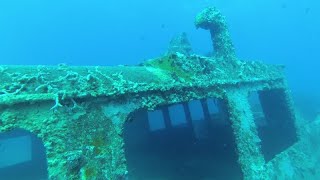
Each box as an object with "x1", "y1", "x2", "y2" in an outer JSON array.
[{"x1": 0, "y1": 6, "x2": 319, "y2": 180}]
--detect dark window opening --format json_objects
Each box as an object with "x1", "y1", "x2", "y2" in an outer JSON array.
[
  {"x1": 249, "y1": 89, "x2": 298, "y2": 162},
  {"x1": 0, "y1": 129, "x2": 48, "y2": 180},
  {"x1": 124, "y1": 98, "x2": 243, "y2": 180}
]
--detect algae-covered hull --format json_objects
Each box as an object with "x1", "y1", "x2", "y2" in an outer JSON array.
[{"x1": 0, "y1": 6, "x2": 319, "y2": 180}]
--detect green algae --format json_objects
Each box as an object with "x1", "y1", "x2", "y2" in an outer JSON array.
[
  {"x1": 144, "y1": 54, "x2": 193, "y2": 82},
  {"x1": 91, "y1": 134, "x2": 108, "y2": 155}
]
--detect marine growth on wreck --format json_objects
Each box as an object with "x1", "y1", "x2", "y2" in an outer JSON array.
[{"x1": 0, "y1": 6, "x2": 319, "y2": 180}]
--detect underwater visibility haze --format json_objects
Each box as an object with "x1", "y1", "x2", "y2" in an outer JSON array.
[{"x1": 0, "y1": 0, "x2": 319, "y2": 179}]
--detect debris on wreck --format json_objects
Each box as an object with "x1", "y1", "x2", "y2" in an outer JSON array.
[{"x1": 166, "y1": 32, "x2": 193, "y2": 56}]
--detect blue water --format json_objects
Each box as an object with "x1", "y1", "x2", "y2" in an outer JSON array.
[{"x1": 0, "y1": 0, "x2": 319, "y2": 179}]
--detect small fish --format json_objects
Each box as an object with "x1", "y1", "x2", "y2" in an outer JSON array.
[
  {"x1": 305, "y1": 7, "x2": 310, "y2": 14},
  {"x1": 281, "y1": 3, "x2": 287, "y2": 9},
  {"x1": 0, "y1": 143, "x2": 5, "y2": 152},
  {"x1": 139, "y1": 35, "x2": 145, "y2": 41}
]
